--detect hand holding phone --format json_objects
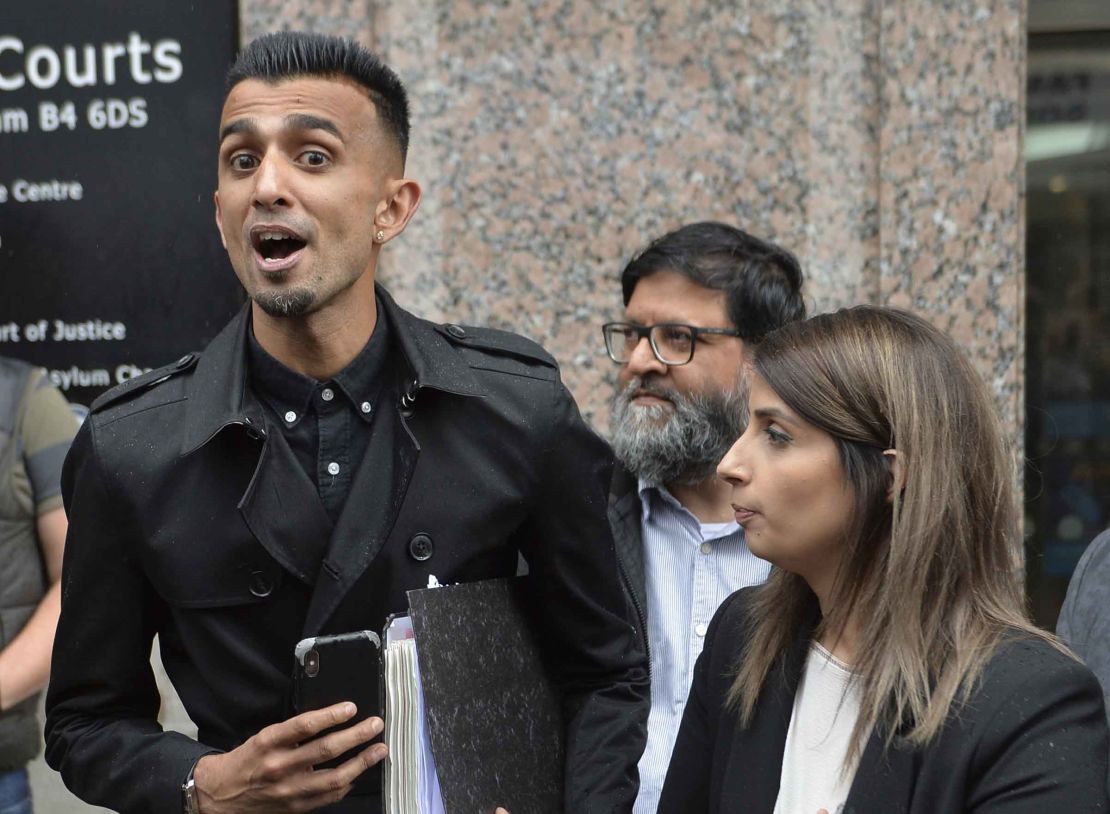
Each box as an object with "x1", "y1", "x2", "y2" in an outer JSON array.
[
  {"x1": 293, "y1": 630, "x2": 383, "y2": 795},
  {"x1": 192, "y1": 703, "x2": 385, "y2": 813}
]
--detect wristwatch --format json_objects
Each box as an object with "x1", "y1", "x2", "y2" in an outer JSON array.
[{"x1": 181, "y1": 763, "x2": 200, "y2": 814}]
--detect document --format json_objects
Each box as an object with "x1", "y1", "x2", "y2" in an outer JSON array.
[
  {"x1": 381, "y1": 577, "x2": 564, "y2": 814},
  {"x1": 383, "y1": 616, "x2": 445, "y2": 814}
]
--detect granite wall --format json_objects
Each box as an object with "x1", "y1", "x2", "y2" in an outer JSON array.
[{"x1": 240, "y1": 0, "x2": 1026, "y2": 434}]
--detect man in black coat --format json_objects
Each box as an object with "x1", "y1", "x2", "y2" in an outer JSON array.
[{"x1": 45, "y1": 32, "x2": 647, "y2": 814}]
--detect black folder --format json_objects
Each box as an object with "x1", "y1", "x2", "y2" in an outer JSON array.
[{"x1": 384, "y1": 576, "x2": 565, "y2": 814}]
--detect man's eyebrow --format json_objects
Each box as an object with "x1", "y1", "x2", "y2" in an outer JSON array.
[
  {"x1": 283, "y1": 113, "x2": 342, "y2": 139},
  {"x1": 219, "y1": 118, "x2": 257, "y2": 143},
  {"x1": 218, "y1": 114, "x2": 343, "y2": 144}
]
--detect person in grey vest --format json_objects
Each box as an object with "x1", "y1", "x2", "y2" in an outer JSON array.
[
  {"x1": 601, "y1": 222, "x2": 805, "y2": 813},
  {"x1": 0, "y1": 357, "x2": 75, "y2": 814}
]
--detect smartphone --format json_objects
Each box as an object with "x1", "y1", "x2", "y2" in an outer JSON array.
[{"x1": 293, "y1": 630, "x2": 382, "y2": 794}]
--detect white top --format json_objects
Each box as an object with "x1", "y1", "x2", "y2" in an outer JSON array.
[{"x1": 773, "y1": 642, "x2": 865, "y2": 814}]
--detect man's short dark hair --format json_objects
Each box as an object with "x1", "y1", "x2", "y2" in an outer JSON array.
[
  {"x1": 620, "y1": 221, "x2": 806, "y2": 344},
  {"x1": 227, "y1": 31, "x2": 410, "y2": 163}
]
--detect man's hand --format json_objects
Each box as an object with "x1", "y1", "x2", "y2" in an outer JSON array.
[{"x1": 193, "y1": 702, "x2": 386, "y2": 813}]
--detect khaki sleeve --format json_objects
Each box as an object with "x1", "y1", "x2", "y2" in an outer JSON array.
[{"x1": 18, "y1": 371, "x2": 79, "y2": 515}]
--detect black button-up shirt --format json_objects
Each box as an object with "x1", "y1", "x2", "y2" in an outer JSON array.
[{"x1": 247, "y1": 304, "x2": 390, "y2": 522}]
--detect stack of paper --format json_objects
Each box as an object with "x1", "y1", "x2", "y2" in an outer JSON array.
[{"x1": 383, "y1": 617, "x2": 445, "y2": 814}]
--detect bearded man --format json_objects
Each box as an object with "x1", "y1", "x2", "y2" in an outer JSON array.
[{"x1": 602, "y1": 222, "x2": 805, "y2": 814}]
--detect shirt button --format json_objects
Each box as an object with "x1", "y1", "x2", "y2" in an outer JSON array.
[
  {"x1": 284, "y1": 410, "x2": 297, "y2": 423},
  {"x1": 699, "y1": 542, "x2": 712, "y2": 554},
  {"x1": 321, "y1": 388, "x2": 335, "y2": 402},
  {"x1": 360, "y1": 401, "x2": 372, "y2": 414},
  {"x1": 695, "y1": 623, "x2": 708, "y2": 637},
  {"x1": 327, "y1": 462, "x2": 340, "y2": 476}
]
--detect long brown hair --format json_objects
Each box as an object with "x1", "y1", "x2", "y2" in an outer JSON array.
[{"x1": 728, "y1": 306, "x2": 1055, "y2": 757}]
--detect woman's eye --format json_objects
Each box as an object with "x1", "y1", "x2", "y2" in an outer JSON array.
[{"x1": 765, "y1": 426, "x2": 792, "y2": 446}]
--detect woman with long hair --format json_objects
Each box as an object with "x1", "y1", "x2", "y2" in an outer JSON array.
[{"x1": 658, "y1": 306, "x2": 1109, "y2": 813}]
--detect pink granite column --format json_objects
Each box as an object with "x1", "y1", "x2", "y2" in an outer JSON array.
[
  {"x1": 876, "y1": 2, "x2": 1026, "y2": 433},
  {"x1": 238, "y1": 0, "x2": 1025, "y2": 435}
]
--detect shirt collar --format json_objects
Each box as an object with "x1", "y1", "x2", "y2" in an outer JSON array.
[
  {"x1": 637, "y1": 477, "x2": 686, "y2": 523},
  {"x1": 245, "y1": 297, "x2": 391, "y2": 427},
  {"x1": 332, "y1": 303, "x2": 390, "y2": 423},
  {"x1": 246, "y1": 330, "x2": 316, "y2": 425},
  {"x1": 637, "y1": 476, "x2": 742, "y2": 537}
]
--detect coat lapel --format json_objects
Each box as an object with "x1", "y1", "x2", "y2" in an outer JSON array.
[
  {"x1": 179, "y1": 303, "x2": 334, "y2": 588},
  {"x1": 843, "y1": 717, "x2": 918, "y2": 813},
  {"x1": 238, "y1": 431, "x2": 333, "y2": 587},
  {"x1": 180, "y1": 304, "x2": 252, "y2": 458}
]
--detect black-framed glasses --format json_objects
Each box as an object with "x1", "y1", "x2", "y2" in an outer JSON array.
[{"x1": 601, "y1": 322, "x2": 741, "y2": 366}]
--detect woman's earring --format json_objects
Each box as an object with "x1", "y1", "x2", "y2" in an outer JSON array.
[{"x1": 375, "y1": 230, "x2": 386, "y2": 242}]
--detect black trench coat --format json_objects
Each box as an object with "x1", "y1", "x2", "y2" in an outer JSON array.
[{"x1": 45, "y1": 285, "x2": 648, "y2": 814}]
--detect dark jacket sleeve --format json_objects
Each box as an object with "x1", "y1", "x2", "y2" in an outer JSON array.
[
  {"x1": 518, "y1": 379, "x2": 649, "y2": 814},
  {"x1": 44, "y1": 420, "x2": 215, "y2": 813},
  {"x1": 657, "y1": 590, "x2": 744, "y2": 814},
  {"x1": 967, "y1": 641, "x2": 1109, "y2": 813}
]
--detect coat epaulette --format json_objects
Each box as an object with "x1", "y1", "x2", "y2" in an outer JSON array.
[
  {"x1": 89, "y1": 353, "x2": 199, "y2": 414},
  {"x1": 434, "y1": 323, "x2": 557, "y2": 369}
]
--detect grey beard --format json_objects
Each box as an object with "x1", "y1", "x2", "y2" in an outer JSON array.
[
  {"x1": 609, "y1": 377, "x2": 746, "y2": 486},
  {"x1": 254, "y1": 288, "x2": 316, "y2": 318}
]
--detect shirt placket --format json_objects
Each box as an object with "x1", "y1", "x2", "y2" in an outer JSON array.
[
  {"x1": 690, "y1": 526, "x2": 716, "y2": 670},
  {"x1": 316, "y1": 385, "x2": 350, "y2": 517}
]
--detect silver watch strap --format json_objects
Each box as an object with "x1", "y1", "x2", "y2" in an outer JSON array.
[{"x1": 181, "y1": 761, "x2": 201, "y2": 814}]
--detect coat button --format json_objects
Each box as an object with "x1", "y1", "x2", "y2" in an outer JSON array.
[
  {"x1": 445, "y1": 324, "x2": 466, "y2": 339},
  {"x1": 249, "y1": 570, "x2": 274, "y2": 598},
  {"x1": 408, "y1": 533, "x2": 434, "y2": 562}
]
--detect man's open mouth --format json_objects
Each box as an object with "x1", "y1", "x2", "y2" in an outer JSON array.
[{"x1": 250, "y1": 227, "x2": 307, "y2": 262}]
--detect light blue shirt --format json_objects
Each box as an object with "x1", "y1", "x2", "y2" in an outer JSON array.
[{"x1": 633, "y1": 480, "x2": 772, "y2": 814}]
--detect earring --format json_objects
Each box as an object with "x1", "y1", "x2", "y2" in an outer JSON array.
[{"x1": 375, "y1": 230, "x2": 386, "y2": 242}]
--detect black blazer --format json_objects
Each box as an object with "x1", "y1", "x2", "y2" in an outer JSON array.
[
  {"x1": 659, "y1": 587, "x2": 1110, "y2": 813},
  {"x1": 45, "y1": 286, "x2": 648, "y2": 814}
]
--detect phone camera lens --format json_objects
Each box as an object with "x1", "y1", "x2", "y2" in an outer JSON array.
[{"x1": 306, "y1": 649, "x2": 320, "y2": 677}]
